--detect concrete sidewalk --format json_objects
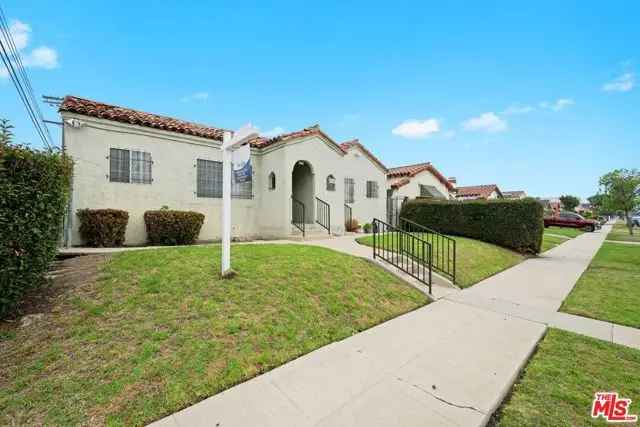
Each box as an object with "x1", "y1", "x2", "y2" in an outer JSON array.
[
  {"x1": 447, "y1": 225, "x2": 640, "y2": 350},
  {"x1": 151, "y1": 300, "x2": 545, "y2": 427}
]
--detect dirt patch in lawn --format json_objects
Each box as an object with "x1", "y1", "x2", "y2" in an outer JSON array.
[{"x1": 0, "y1": 255, "x2": 109, "y2": 337}]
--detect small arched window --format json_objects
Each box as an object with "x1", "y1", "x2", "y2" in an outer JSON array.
[
  {"x1": 268, "y1": 172, "x2": 276, "y2": 190},
  {"x1": 326, "y1": 174, "x2": 336, "y2": 191}
]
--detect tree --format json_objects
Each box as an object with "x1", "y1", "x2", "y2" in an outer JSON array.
[
  {"x1": 0, "y1": 118, "x2": 14, "y2": 144},
  {"x1": 588, "y1": 194, "x2": 606, "y2": 211},
  {"x1": 599, "y1": 169, "x2": 640, "y2": 235},
  {"x1": 560, "y1": 195, "x2": 580, "y2": 212}
]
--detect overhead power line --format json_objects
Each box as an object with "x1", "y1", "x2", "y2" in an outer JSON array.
[{"x1": 0, "y1": 5, "x2": 53, "y2": 149}]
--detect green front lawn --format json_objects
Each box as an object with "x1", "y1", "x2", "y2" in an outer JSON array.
[
  {"x1": 356, "y1": 234, "x2": 524, "y2": 288},
  {"x1": 561, "y1": 243, "x2": 640, "y2": 328},
  {"x1": 496, "y1": 328, "x2": 640, "y2": 426},
  {"x1": 607, "y1": 221, "x2": 640, "y2": 243},
  {"x1": 0, "y1": 244, "x2": 427, "y2": 426},
  {"x1": 544, "y1": 226, "x2": 585, "y2": 238},
  {"x1": 541, "y1": 234, "x2": 569, "y2": 252}
]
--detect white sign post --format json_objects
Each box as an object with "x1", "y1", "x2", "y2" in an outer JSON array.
[{"x1": 220, "y1": 124, "x2": 259, "y2": 278}]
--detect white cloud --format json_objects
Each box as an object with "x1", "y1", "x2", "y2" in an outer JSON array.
[
  {"x1": 503, "y1": 104, "x2": 535, "y2": 115},
  {"x1": 0, "y1": 19, "x2": 59, "y2": 79},
  {"x1": 181, "y1": 91, "x2": 209, "y2": 102},
  {"x1": 602, "y1": 73, "x2": 635, "y2": 92},
  {"x1": 8, "y1": 20, "x2": 30, "y2": 50},
  {"x1": 261, "y1": 126, "x2": 285, "y2": 137},
  {"x1": 23, "y1": 46, "x2": 58, "y2": 69},
  {"x1": 462, "y1": 112, "x2": 507, "y2": 133},
  {"x1": 553, "y1": 98, "x2": 574, "y2": 111},
  {"x1": 539, "y1": 98, "x2": 574, "y2": 112},
  {"x1": 391, "y1": 118, "x2": 440, "y2": 139}
]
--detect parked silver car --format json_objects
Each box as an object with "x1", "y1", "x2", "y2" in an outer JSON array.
[{"x1": 632, "y1": 212, "x2": 640, "y2": 227}]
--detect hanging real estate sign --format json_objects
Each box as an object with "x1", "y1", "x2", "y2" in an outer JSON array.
[{"x1": 231, "y1": 143, "x2": 252, "y2": 183}]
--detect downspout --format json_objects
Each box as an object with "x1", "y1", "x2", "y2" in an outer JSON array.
[{"x1": 62, "y1": 119, "x2": 73, "y2": 248}]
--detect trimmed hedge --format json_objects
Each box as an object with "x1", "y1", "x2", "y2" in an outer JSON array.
[
  {"x1": 400, "y1": 198, "x2": 543, "y2": 254},
  {"x1": 144, "y1": 210, "x2": 205, "y2": 245},
  {"x1": 0, "y1": 142, "x2": 73, "y2": 317},
  {"x1": 77, "y1": 209, "x2": 129, "y2": 247}
]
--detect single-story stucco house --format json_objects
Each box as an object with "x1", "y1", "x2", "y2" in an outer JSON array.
[
  {"x1": 502, "y1": 190, "x2": 527, "y2": 199},
  {"x1": 387, "y1": 162, "x2": 456, "y2": 201},
  {"x1": 384, "y1": 162, "x2": 455, "y2": 225},
  {"x1": 455, "y1": 184, "x2": 503, "y2": 200},
  {"x1": 59, "y1": 96, "x2": 388, "y2": 246}
]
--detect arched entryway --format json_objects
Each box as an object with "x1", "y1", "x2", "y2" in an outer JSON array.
[{"x1": 292, "y1": 160, "x2": 314, "y2": 224}]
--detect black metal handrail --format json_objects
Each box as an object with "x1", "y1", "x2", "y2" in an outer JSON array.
[
  {"x1": 316, "y1": 197, "x2": 331, "y2": 234},
  {"x1": 292, "y1": 197, "x2": 305, "y2": 237},
  {"x1": 372, "y1": 218, "x2": 432, "y2": 294},
  {"x1": 344, "y1": 203, "x2": 353, "y2": 231},
  {"x1": 399, "y1": 217, "x2": 456, "y2": 284}
]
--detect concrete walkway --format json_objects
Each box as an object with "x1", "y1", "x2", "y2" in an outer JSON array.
[
  {"x1": 447, "y1": 225, "x2": 640, "y2": 350},
  {"x1": 150, "y1": 226, "x2": 639, "y2": 427},
  {"x1": 605, "y1": 239, "x2": 640, "y2": 245}
]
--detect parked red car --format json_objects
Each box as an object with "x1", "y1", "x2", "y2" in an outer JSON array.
[{"x1": 544, "y1": 211, "x2": 598, "y2": 232}]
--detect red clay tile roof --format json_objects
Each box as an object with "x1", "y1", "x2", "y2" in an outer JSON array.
[
  {"x1": 60, "y1": 96, "x2": 228, "y2": 141},
  {"x1": 60, "y1": 97, "x2": 373, "y2": 161},
  {"x1": 387, "y1": 162, "x2": 454, "y2": 191},
  {"x1": 248, "y1": 125, "x2": 345, "y2": 151},
  {"x1": 339, "y1": 139, "x2": 387, "y2": 171},
  {"x1": 455, "y1": 184, "x2": 503, "y2": 199},
  {"x1": 389, "y1": 177, "x2": 411, "y2": 189}
]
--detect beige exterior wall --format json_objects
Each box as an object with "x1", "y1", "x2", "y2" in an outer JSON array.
[
  {"x1": 62, "y1": 113, "x2": 259, "y2": 246},
  {"x1": 341, "y1": 148, "x2": 387, "y2": 226},
  {"x1": 389, "y1": 170, "x2": 453, "y2": 200},
  {"x1": 62, "y1": 113, "x2": 387, "y2": 245}
]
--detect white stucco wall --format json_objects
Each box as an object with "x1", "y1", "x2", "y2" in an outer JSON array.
[
  {"x1": 389, "y1": 170, "x2": 453, "y2": 200},
  {"x1": 63, "y1": 114, "x2": 388, "y2": 245},
  {"x1": 341, "y1": 148, "x2": 387, "y2": 226},
  {"x1": 257, "y1": 136, "x2": 386, "y2": 235},
  {"x1": 62, "y1": 113, "x2": 258, "y2": 246}
]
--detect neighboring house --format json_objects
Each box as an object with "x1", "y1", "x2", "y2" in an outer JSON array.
[
  {"x1": 538, "y1": 197, "x2": 562, "y2": 215},
  {"x1": 60, "y1": 96, "x2": 387, "y2": 246},
  {"x1": 387, "y1": 162, "x2": 455, "y2": 200},
  {"x1": 502, "y1": 190, "x2": 527, "y2": 199},
  {"x1": 575, "y1": 202, "x2": 593, "y2": 216},
  {"x1": 455, "y1": 184, "x2": 503, "y2": 200}
]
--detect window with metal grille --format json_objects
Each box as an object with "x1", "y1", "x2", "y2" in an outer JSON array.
[
  {"x1": 131, "y1": 151, "x2": 153, "y2": 184},
  {"x1": 197, "y1": 159, "x2": 222, "y2": 198},
  {"x1": 109, "y1": 148, "x2": 130, "y2": 183},
  {"x1": 109, "y1": 148, "x2": 152, "y2": 184},
  {"x1": 366, "y1": 181, "x2": 379, "y2": 198},
  {"x1": 196, "y1": 159, "x2": 253, "y2": 198},
  {"x1": 344, "y1": 177, "x2": 355, "y2": 203},
  {"x1": 419, "y1": 184, "x2": 430, "y2": 197},
  {"x1": 326, "y1": 175, "x2": 336, "y2": 191}
]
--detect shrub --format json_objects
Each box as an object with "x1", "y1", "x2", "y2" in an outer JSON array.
[
  {"x1": 362, "y1": 223, "x2": 372, "y2": 233},
  {"x1": 77, "y1": 209, "x2": 129, "y2": 247},
  {"x1": 346, "y1": 218, "x2": 360, "y2": 232},
  {"x1": 144, "y1": 210, "x2": 205, "y2": 245},
  {"x1": 0, "y1": 142, "x2": 73, "y2": 317},
  {"x1": 400, "y1": 198, "x2": 543, "y2": 254}
]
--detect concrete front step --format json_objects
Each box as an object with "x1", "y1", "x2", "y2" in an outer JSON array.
[{"x1": 290, "y1": 223, "x2": 333, "y2": 240}]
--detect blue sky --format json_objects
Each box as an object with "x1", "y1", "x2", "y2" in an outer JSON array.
[{"x1": 1, "y1": 1, "x2": 638, "y2": 199}]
